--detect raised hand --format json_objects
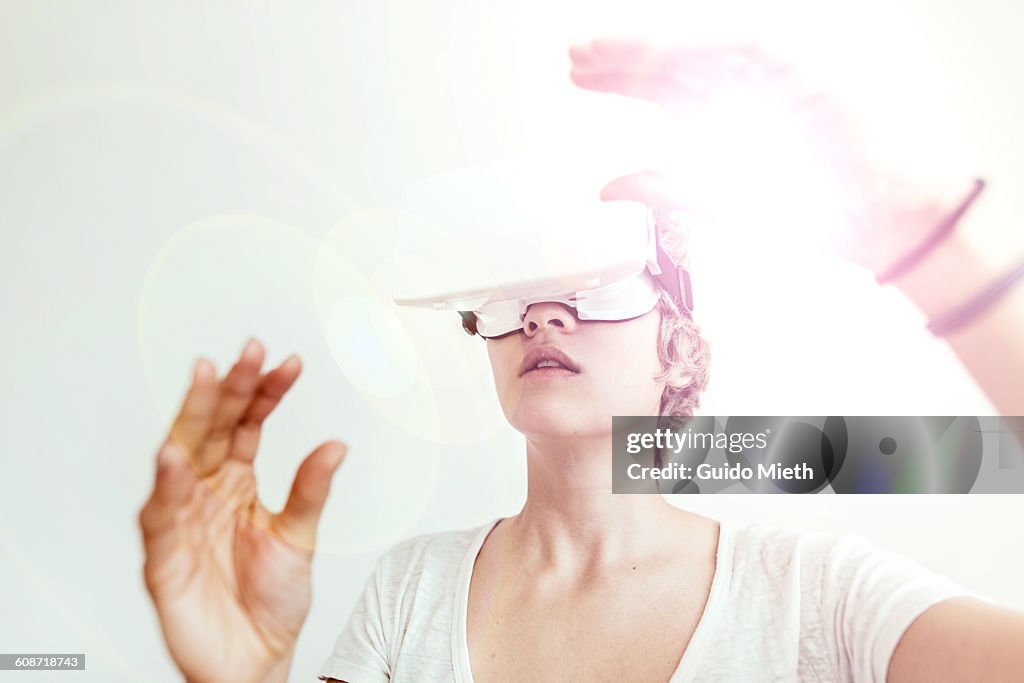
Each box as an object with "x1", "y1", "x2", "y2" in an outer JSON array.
[
  {"x1": 138, "y1": 339, "x2": 347, "y2": 683},
  {"x1": 569, "y1": 39, "x2": 977, "y2": 278}
]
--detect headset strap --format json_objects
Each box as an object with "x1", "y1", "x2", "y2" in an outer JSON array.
[{"x1": 653, "y1": 237, "x2": 694, "y2": 318}]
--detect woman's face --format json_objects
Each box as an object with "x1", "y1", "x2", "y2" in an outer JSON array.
[{"x1": 486, "y1": 301, "x2": 667, "y2": 439}]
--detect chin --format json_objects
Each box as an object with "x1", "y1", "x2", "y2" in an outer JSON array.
[{"x1": 506, "y1": 398, "x2": 608, "y2": 439}]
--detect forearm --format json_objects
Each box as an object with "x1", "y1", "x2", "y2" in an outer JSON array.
[{"x1": 892, "y1": 226, "x2": 1024, "y2": 416}]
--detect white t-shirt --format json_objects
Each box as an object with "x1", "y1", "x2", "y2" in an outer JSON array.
[{"x1": 317, "y1": 517, "x2": 984, "y2": 682}]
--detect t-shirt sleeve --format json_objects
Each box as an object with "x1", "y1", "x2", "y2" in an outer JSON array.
[
  {"x1": 317, "y1": 555, "x2": 392, "y2": 683},
  {"x1": 816, "y1": 533, "x2": 990, "y2": 683}
]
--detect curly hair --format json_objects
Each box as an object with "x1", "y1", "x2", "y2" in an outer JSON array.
[
  {"x1": 652, "y1": 282, "x2": 712, "y2": 470},
  {"x1": 654, "y1": 288, "x2": 711, "y2": 418}
]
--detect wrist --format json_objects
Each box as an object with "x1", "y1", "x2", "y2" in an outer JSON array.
[
  {"x1": 890, "y1": 230, "x2": 1000, "y2": 319},
  {"x1": 182, "y1": 652, "x2": 296, "y2": 683},
  {"x1": 885, "y1": 178, "x2": 1022, "y2": 321},
  {"x1": 259, "y1": 649, "x2": 296, "y2": 683}
]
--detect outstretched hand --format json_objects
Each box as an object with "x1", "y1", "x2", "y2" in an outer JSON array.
[
  {"x1": 139, "y1": 339, "x2": 347, "y2": 683},
  {"x1": 569, "y1": 39, "x2": 973, "y2": 277}
]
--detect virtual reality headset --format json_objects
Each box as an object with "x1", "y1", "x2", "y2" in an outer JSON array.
[{"x1": 392, "y1": 152, "x2": 694, "y2": 339}]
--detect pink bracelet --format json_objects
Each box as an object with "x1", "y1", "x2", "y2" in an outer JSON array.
[
  {"x1": 875, "y1": 178, "x2": 987, "y2": 285},
  {"x1": 927, "y1": 259, "x2": 1024, "y2": 336}
]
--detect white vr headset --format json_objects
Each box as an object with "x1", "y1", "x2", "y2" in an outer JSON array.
[{"x1": 392, "y1": 153, "x2": 693, "y2": 339}]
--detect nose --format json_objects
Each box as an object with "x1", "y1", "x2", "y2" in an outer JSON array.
[{"x1": 522, "y1": 301, "x2": 578, "y2": 336}]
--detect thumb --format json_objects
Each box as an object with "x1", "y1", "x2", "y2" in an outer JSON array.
[
  {"x1": 600, "y1": 171, "x2": 690, "y2": 211},
  {"x1": 273, "y1": 440, "x2": 347, "y2": 549}
]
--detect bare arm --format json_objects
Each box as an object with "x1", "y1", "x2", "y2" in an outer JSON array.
[
  {"x1": 892, "y1": 221, "x2": 1024, "y2": 416},
  {"x1": 568, "y1": 39, "x2": 1024, "y2": 418},
  {"x1": 888, "y1": 597, "x2": 1024, "y2": 682}
]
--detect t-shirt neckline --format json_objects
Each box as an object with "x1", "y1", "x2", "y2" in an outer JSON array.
[{"x1": 451, "y1": 516, "x2": 735, "y2": 683}]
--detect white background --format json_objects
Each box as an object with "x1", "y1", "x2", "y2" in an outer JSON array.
[{"x1": 1, "y1": 1, "x2": 1023, "y2": 681}]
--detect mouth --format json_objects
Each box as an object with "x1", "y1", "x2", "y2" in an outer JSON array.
[
  {"x1": 523, "y1": 365, "x2": 579, "y2": 379},
  {"x1": 520, "y1": 346, "x2": 581, "y2": 377}
]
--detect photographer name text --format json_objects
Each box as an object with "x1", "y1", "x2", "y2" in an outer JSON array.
[{"x1": 626, "y1": 462, "x2": 814, "y2": 481}]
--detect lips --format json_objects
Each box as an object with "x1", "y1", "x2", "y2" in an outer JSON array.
[{"x1": 520, "y1": 345, "x2": 580, "y2": 377}]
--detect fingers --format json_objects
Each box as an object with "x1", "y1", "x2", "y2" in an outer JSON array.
[
  {"x1": 229, "y1": 355, "x2": 303, "y2": 465},
  {"x1": 273, "y1": 441, "x2": 348, "y2": 549},
  {"x1": 569, "y1": 40, "x2": 683, "y2": 106},
  {"x1": 569, "y1": 40, "x2": 796, "y2": 111},
  {"x1": 571, "y1": 39, "x2": 657, "y2": 69},
  {"x1": 170, "y1": 339, "x2": 303, "y2": 481},
  {"x1": 139, "y1": 440, "x2": 198, "y2": 572},
  {"x1": 195, "y1": 339, "x2": 266, "y2": 476},
  {"x1": 571, "y1": 40, "x2": 773, "y2": 78},
  {"x1": 169, "y1": 358, "x2": 218, "y2": 463}
]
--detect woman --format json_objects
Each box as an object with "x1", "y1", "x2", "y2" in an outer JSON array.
[{"x1": 138, "y1": 41, "x2": 1024, "y2": 682}]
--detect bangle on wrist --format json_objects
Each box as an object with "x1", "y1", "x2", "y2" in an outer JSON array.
[
  {"x1": 875, "y1": 178, "x2": 987, "y2": 285},
  {"x1": 927, "y1": 258, "x2": 1024, "y2": 336}
]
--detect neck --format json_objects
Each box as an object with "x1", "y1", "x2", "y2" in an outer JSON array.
[{"x1": 503, "y1": 431, "x2": 691, "y2": 579}]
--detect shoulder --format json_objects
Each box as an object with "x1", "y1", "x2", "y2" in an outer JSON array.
[
  {"x1": 701, "y1": 521, "x2": 985, "y2": 681},
  {"x1": 725, "y1": 519, "x2": 949, "y2": 600},
  {"x1": 728, "y1": 519, "x2": 871, "y2": 575},
  {"x1": 370, "y1": 518, "x2": 495, "y2": 587},
  {"x1": 728, "y1": 518, "x2": 905, "y2": 565},
  {"x1": 726, "y1": 519, "x2": 978, "y2": 621}
]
